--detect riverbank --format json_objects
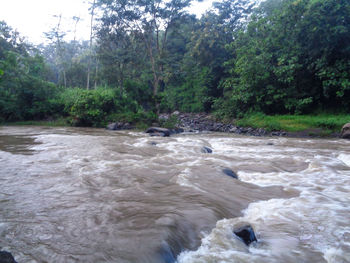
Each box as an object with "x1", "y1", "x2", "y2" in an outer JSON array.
[
  {"x1": 158, "y1": 112, "x2": 349, "y2": 138},
  {"x1": 2, "y1": 112, "x2": 349, "y2": 139}
]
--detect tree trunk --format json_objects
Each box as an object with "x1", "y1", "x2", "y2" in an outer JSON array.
[
  {"x1": 63, "y1": 69, "x2": 67, "y2": 89},
  {"x1": 87, "y1": 0, "x2": 96, "y2": 90}
]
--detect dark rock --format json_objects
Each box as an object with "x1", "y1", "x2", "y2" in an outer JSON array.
[
  {"x1": 107, "y1": 122, "x2": 132, "y2": 130},
  {"x1": 201, "y1": 146, "x2": 212, "y2": 153},
  {"x1": 170, "y1": 128, "x2": 184, "y2": 135},
  {"x1": 233, "y1": 225, "x2": 257, "y2": 246},
  {"x1": 149, "y1": 141, "x2": 157, "y2": 146},
  {"x1": 107, "y1": 122, "x2": 118, "y2": 130},
  {"x1": 146, "y1": 127, "x2": 171, "y2": 137},
  {"x1": 157, "y1": 113, "x2": 272, "y2": 137},
  {"x1": 341, "y1": 123, "x2": 350, "y2": 139},
  {"x1": 0, "y1": 251, "x2": 17, "y2": 263},
  {"x1": 150, "y1": 132, "x2": 166, "y2": 137},
  {"x1": 271, "y1": 132, "x2": 280, "y2": 136},
  {"x1": 267, "y1": 142, "x2": 274, "y2": 145},
  {"x1": 222, "y1": 168, "x2": 238, "y2": 179}
]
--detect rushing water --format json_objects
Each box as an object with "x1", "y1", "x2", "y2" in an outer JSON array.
[{"x1": 0, "y1": 126, "x2": 349, "y2": 263}]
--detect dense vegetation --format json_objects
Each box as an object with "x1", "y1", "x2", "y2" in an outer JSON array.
[{"x1": 0, "y1": 0, "x2": 349, "y2": 129}]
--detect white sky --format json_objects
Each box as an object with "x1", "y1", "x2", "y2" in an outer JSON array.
[{"x1": 0, "y1": 0, "x2": 216, "y2": 45}]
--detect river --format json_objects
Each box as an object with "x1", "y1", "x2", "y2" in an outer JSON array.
[{"x1": 0, "y1": 126, "x2": 349, "y2": 263}]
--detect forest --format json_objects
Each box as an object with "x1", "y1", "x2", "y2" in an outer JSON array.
[{"x1": 0, "y1": 0, "x2": 349, "y2": 128}]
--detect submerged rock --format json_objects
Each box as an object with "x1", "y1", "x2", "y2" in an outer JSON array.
[
  {"x1": 201, "y1": 146, "x2": 212, "y2": 153},
  {"x1": 341, "y1": 123, "x2": 350, "y2": 139},
  {"x1": 158, "y1": 243, "x2": 177, "y2": 263},
  {"x1": 146, "y1": 127, "x2": 171, "y2": 137},
  {"x1": 233, "y1": 225, "x2": 257, "y2": 246},
  {"x1": 0, "y1": 251, "x2": 17, "y2": 263},
  {"x1": 222, "y1": 168, "x2": 238, "y2": 179}
]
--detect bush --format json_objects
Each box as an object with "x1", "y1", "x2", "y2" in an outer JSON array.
[{"x1": 58, "y1": 88, "x2": 118, "y2": 126}]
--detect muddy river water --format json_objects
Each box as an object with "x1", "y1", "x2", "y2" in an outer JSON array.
[{"x1": 0, "y1": 126, "x2": 349, "y2": 263}]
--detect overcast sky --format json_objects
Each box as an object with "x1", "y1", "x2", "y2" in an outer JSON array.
[{"x1": 0, "y1": 0, "x2": 216, "y2": 45}]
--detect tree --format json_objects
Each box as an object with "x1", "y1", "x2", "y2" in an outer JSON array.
[
  {"x1": 96, "y1": 0, "x2": 194, "y2": 112},
  {"x1": 87, "y1": 0, "x2": 97, "y2": 90},
  {"x1": 218, "y1": 0, "x2": 350, "y2": 117},
  {"x1": 44, "y1": 15, "x2": 68, "y2": 88},
  {"x1": 0, "y1": 21, "x2": 58, "y2": 121}
]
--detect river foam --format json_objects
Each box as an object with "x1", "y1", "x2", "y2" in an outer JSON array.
[
  {"x1": 1, "y1": 127, "x2": 350, "y2": 263},
  {"x1": 178, "y1": 137, "x2": 350, "y2": 263}
]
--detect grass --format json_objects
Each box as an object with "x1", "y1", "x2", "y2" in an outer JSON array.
[
  {"x1": 236, "y1": 113, "x2": 350, "y2": 133},
  {"x1": 2, "y1": 118, "x2": 69, "y2": 127}
]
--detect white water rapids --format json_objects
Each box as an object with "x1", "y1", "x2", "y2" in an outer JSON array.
[{"x1": 0, "y1": 126, "x2": 349, "y2": 263}]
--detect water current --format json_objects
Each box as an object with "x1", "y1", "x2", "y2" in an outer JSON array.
[{"x1": 0, "y1": 126, "x2": 349, "y2": 263}]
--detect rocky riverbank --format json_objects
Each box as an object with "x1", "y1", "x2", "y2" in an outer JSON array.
[
  {"x1": 107, "y1": 112, "x2": 346, "y2": 138},
  {"x1": 159, "y1": 112, "x2": 287, "y2": 137}
]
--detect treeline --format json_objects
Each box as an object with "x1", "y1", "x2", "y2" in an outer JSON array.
[{"x1": 0, "y1": 0, "x2": 349, "y2": 126}]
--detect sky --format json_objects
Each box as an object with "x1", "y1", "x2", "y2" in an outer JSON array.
[{"x1": 0, "y1": 0, "x2": 216, "y2": 45}]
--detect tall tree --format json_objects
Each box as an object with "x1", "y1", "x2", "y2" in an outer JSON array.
[
  {"x1": 97, "y1": 0, "x2": 194, "y2": 112},
  {"x1": 45, "y1": 14, "x2": 68, "y2": 88},
  {"x1": 87, "y1": 0, "x2": 96, "y2": 90}
]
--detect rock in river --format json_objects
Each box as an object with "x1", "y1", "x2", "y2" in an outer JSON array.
[
  {"x1": 146, "y1": 127, "x2": 171, "y2": 137},
  {"x1": 222, "y1": 168, "x2": 238, "y2": 179},
  {"x1": 233, "y1": 225, "x2": 257, "y2": 246},
  {"x1": 341, "y1": 123, "x2": 350, "y2": 139},
  {"x1": 201, "y1": 146, "x2": 212, "y2": 153},
  {"x1": 0, "y1": 251, "x2": 17, "y2": 263},
  {"x1": 107, "y1": 122, "x2": 132, "y2": 130}
]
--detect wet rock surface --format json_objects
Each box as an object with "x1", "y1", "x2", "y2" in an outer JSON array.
[
  {"x1": 146, "y1": 127, "x2": 171, "y2": 137},
  {"x1": 201, "y1": 146, "x2": 212, "y2": 153},
  {"x1": 107, "y1": 122, "x2": 133, "y2": 130},
  {"x1": 0, "y1": 251, "x2": 17, "y2": 263},
  {"x1": 222, "y1": 168, "x2": 238, "y2": 179},
  {"x1": 233, "y1": 225, "x2": 257, "y2": 246},
  {"x1": 159, "y1": 113, "x2": 286, "y2": 137},
  {"x1": 341, "y1": 123, "x2": 350, "y2": 139}
]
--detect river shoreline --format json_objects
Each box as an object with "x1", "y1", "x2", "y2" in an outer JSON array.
[
  {"x1": 158, "y1": 112, "x2": 342, "y2": 139},
  {"x1": 2, "y1": 112, "x2": 346, "y2": 139}
]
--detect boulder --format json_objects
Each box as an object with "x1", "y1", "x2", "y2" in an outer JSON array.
[
  {"x1": 170, "y1": 128, "x2": 184, "y2": 135},
  {"x1": 341, "y1": 123, "x2": 350, "y2": 139},
  {"x1": 146, "y1": 127, "x2": 171, "y2": 137},
  {"x1": 107, "y1": 122, "x2": 132, "y2": 130},
  {"x1": 233, "y1": 225, "x2": 257, "y2": 246},
  {"x1": 0, "y1": 251, "x2": 17, "y2": 263},
  {"x1": 201, "y1": 146, "x2": 212, "y2": 153},
  {"x1": 222, "y1": 168, "x2": 238, "y2": 179}
]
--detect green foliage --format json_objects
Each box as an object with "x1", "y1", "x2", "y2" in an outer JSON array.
[
  {"x1": 217, "y1": 0, "x2": 350, "y2": 118},
  {"x1": 0, "y1": 23, "x2": 60, "y2": 121},
  {"x1": 160, "y1": 115, "x2": 179, "y2": 129},
  {"x1": 106, "y1": 111, "x2": 157, "y2": 127},
  {"x1": 57, "y1": 87, "x2": 139, "y2": 127},
  {"x1": 123, "y1": 80, "x2": 153, "y2": 110},
  {"x1": 2, "y1": 0, "x2": 350, "y2": 128},
  {"x1": 236, "y1": 113, "x2": 350, "y2": 132},
  {"x1": 4, "y1": 118, "x2": 68, "y2": 127}
]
